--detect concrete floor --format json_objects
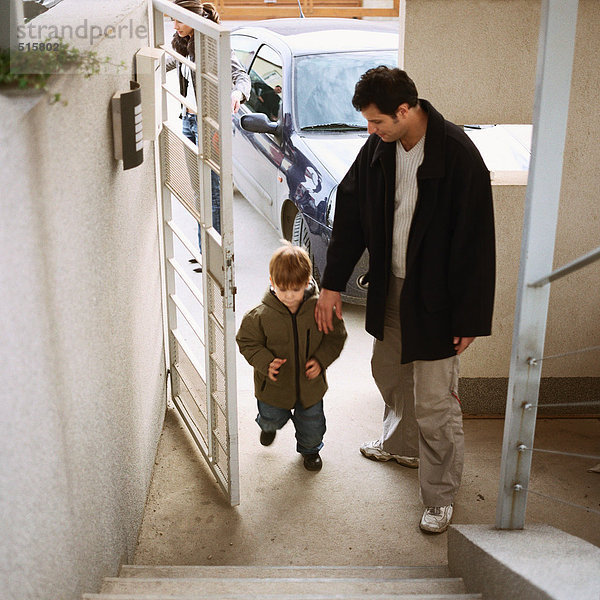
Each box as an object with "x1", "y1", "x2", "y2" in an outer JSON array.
[{"x1": 133, "y1": 193, "x2": 600, "y2": 567}]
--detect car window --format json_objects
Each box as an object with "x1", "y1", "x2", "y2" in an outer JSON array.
[
  {"x1": 230, "y1": 34, "x2": 258, "y2": 70},
  {"x1": 246, "y1": 45, "x2": 283, "y2": 122},
  {"x1": 295, "y1": 50, "x2": 397, "y2": 131}
]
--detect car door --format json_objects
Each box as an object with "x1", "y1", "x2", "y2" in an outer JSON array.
[{"x1": 232, "y1": 43, "x2": 284, "y2": 227}]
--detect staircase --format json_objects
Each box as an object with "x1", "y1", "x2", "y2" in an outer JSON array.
[{"x1": 83, "y1": 565, "x2": 481, "y2": 599}]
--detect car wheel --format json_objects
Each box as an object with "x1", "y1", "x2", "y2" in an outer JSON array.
[{"x1": 291, "y1": 211, "x2": 320, "y2": 285}]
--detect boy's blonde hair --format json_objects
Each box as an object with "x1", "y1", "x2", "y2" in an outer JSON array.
[{"x1": 269, "y1": 242, "x2": 312, "y2": 289}]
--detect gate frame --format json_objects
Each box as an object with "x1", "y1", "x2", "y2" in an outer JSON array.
[{"x1": 150, "y1": 0, "x2": 240, "y2": 506}]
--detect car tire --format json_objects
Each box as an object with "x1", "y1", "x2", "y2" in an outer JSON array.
[{"x1": 291, "y1": 211, "x2": 320, "y2": 285}]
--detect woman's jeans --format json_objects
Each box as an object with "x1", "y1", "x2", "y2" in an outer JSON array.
[
  {"x1": 257, "y1": 399, "x2": 326, "y2": 455},
  {"x1": 181, "y1": 113, "x2": 221, "y2": 252}
]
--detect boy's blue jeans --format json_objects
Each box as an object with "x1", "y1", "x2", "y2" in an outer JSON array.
[
  {"x1": 257, "y1": 399, "x2": 326, "y2": 455},
  {"x1": 181, "y1": 113, "x2": 221, "y2": 252}
]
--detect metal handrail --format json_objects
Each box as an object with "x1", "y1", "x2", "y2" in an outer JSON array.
[
  {"x1": 517, "y1": 445, "x2": 600, "y2": 461},
  {"x1": 529, "y1": 245, "x2": 600, "y2": 287},
  {"x1": 528, "y1": 400, "x2": 600, "y2": 409},
  {"x1": 495, "y1": 0, "x2": 583, "y2": 531},
  {"x1": 160, "y1": 44, "x2": 197, "y2": 71},
  {"x1": 527, "y1": 344, "x2": 600, "y2": 365},
  {"x1": 514, "y1": 484, "x2": 600, "y2": 516}
]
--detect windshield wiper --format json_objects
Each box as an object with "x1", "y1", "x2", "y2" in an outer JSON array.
[{"x1": 301, "y1": 123, "x2": 367, "y2": 131}]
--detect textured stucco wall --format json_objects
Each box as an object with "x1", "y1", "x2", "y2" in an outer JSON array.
[
  {"x1": 457, "y1": 181, "x2": 600, "y2": 380},
  {"x1": 400, "y1": 1, "x2": 599, "y2": 411},
  {"x1": 457, "y1": 1, "x2": 600, "y2": 381},
  {"x1": 461, "y1": 186, "x2": 525, "y2": 379},
  {"x1": 547, "y1": 0, "x2": 600, "y2": 378},
  {"x1": 0, "y1": 2, "x2": 166, "y2": 599},
  {"x1": 458, "y1": 180, "x2": 599, "y2": 412},
  {"x1": 404, "y1": 0, "x2": 540, "y2": 124}
]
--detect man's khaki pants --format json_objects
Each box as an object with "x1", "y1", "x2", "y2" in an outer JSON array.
[{"x1": 371, "y1": 276, "x2": 464, "y2": 507}]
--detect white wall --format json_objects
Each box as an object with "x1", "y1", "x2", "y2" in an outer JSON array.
[
  {"x1": 0, "y1": 2, "x2": 166, "y2": 598},
  {"x1": 403, "y1": 0, "x2": 600, "y2": 382},
  {"x1": 404, "y1": 0, "x2": 540, "y2": 124}
]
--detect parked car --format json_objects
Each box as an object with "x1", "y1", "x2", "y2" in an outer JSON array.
[{"x1": 231, "y1": 18, "x2": 399, "y2": 303}]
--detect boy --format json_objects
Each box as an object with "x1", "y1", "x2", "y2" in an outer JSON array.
[{"x1": 236, "y1": 243, "x2": 347, "y2": 471}]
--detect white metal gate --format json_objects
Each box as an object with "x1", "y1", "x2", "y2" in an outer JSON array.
[{"x1": 151, "y1": 0, "x2": 239, "y2": 505}]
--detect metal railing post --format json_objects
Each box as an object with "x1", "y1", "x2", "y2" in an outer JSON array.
[{"x1": 495, "y1": 0, "x2": 579, "y2": 530}]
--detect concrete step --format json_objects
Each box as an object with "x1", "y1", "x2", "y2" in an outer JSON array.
[
  {"x1": 99, "y1": 576, "x2": 467, "y2": 596},
  {"x1": 119, "y1": 565, "x2": 452, "y2": 579},
  {"x1": 84, "y1": 595, "x2": 483, "y2": 600}
]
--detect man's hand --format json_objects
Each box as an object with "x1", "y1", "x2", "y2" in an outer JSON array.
[
  {"x1": 315, "y1": 289, "x2": 342, "y2": 334},
  {"x1": 453, "y1": 336, "x2": 476, "y2": 355},
  {"x1": 305, "y1": 358, "x2": 321, "y2": 380},
  {"x1": 231, "y1": 90, "x2": 243, "y2": 113},
  {"x1": 268, "y1": 357, "x2": 286, "y2": 381}
]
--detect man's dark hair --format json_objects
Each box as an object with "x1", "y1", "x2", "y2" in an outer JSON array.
[{"x1": 352, "y1": 66, "x2": 418, "y2": 116}]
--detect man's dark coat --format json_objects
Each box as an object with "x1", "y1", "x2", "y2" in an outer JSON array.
[{"x1": 321, "y1": 99, "x2": 495, "y2": 363}]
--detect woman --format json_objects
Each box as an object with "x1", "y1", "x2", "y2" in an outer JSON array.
[{"x1": 167, "y1": 0, "x2": 251, "y2": 268}]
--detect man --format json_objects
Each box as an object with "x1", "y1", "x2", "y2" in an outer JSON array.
[{"x1": 315, "y1": 67, "x2": 495, "y2": 533}]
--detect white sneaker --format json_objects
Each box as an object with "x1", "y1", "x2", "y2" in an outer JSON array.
[
  {"x1": 359, "y1": 440, "x2": 419, "y2": 469},
  {"x1": 419, "y1": 505, "x2": 453, "y2": 533}
]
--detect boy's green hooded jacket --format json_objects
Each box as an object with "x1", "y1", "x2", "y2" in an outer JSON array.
[{"x1": 236, "y1": 283, "x2": 347, "y2": 409}]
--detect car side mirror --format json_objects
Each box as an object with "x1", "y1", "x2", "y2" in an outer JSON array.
[{"x1": 241, "y1": 113, "x2": 281, "y2": 136}]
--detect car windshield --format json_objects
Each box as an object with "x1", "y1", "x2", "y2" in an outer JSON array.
[{"x1": 295, "y1": 50, "x2": 397, "y2": 131}]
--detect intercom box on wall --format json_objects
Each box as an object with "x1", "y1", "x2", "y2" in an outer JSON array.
[{"x1": 111, "y1": 80, "x2": 143, "y2": 170}]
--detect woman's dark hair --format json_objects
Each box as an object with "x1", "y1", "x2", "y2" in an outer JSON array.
[
  {"x1": 352, "y1": 66, "x2": 418, "y2": 117},
  {"x1": 170, "y1": 1, "x2": 220, "y2": 58}
]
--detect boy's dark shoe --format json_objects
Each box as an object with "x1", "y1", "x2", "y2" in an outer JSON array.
[
  {"x1": 303, "y1": 453, "x2": 322, "y2": 471},
  {"x1": 260, "y1": 430, "x2": 276, "y2": 446}
]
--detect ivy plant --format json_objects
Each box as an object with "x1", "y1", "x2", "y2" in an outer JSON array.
[{"x1": 0, "y1": 39, "x2": 125, "y2": 104}]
